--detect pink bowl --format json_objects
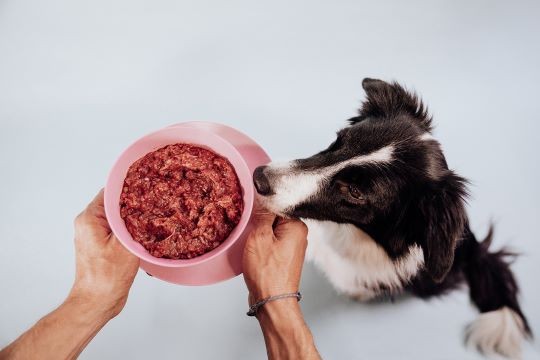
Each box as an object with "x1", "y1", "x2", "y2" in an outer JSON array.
[{"x1": 104, "y1": 122, "x2": 270, "y2": 285}]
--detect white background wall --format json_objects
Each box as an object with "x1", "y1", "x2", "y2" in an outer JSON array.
[{"x1": 1, "y1": 1, "x2": 539, "y2": 359}]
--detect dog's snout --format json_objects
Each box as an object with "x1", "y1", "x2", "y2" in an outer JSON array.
[{"x1": 253, "y1": 166, "x2": 272, "y2": 196}]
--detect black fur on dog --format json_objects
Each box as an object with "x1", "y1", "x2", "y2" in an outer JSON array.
[{"x1": 254, "y1": 78, "x2": 531, "y2": 356}]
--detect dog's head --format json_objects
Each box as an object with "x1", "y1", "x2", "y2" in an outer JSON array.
[{"x1": 254, "y1": 78, "x2": 468, "y2": 282}]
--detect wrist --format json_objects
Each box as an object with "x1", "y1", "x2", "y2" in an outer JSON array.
[
  {"x1": 257, "y1": 297, "x2": 304, "y2": 330},
  {"x1": 65, "y1": 289, "x2": 121, "y2": 323},
  {"x1": 256, "y1": 299, "x2": 317, "y2": 359},
  {"x1": 249, "y1": 283, "x2": 299, "y2": 304}
]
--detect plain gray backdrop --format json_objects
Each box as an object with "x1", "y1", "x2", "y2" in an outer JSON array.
[{"x1": 1, "y1": 0, "x2": 539, "y2": 359}]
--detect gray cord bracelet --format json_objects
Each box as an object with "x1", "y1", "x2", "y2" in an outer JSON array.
[{"x1": 246, "y1": 292, "x2": 302, "y2": 316}]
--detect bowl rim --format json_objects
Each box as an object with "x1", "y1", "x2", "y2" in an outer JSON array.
[{"x1": 104, "y1": 125, "x2": 254, "y2": 268}]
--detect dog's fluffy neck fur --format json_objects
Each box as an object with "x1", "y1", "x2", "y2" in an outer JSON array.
[
  {"x1": 305, "y1": 218, "x2": 530, "y2": 359},
  {"x1": 305, "y1": 219, "x2": 425, "y2": 300}
]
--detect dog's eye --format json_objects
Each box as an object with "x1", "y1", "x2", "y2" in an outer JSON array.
[
  {"x1": 348, "y1": 186, "x2": 366, "y2": 203},
  {"x1": 335, "y1": 180, "x2": 366, "y2": 204}
]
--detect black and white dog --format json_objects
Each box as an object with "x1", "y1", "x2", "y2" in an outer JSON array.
[{"x1": 253, "y1": 78, "x2": 531, "y2": 358}]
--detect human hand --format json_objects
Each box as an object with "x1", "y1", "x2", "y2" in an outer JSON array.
[
  {"x1": 242, "y1": 207, "x2": 308, "y2": 304},
  {"x1": 242, "y1": 208, "x2": 320, "y2": 359},
  {"x1": 69, "y1": 189, "x2": 139, "y2": 320}
]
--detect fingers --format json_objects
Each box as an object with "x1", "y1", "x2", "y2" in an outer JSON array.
[
  {"x1": 245, "y1": 202, "x2": 277, "y2": 247},
  {"x1": 74, "y1": 189, "x2": 111, "y2": 241},
  {"x1": 251, "y1": 201, "x2": 276, "y2": 228},
  {"x1": 273, "y1": 217, "x2": 308, "y2": 241},
  {"x1": 89, "y1": 189, "x2": 105, "y2": 208},
  {"x1": 85, "y1": 188, "x2": 109, "y2": 222}
]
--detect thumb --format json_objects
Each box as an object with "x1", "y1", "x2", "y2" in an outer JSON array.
[{"x1": 251, "y1": 201, "x2": 276, "y2": 228}]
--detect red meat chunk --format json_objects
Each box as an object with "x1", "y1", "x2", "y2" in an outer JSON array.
[{"x1": 120, "y1": 143, "x2": 243, "y2": 259}]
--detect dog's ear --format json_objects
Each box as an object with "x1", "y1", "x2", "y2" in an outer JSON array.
[
  {"x1": 362, "y1": 77, "x2": 391, "y2": 93},
  {"x1": 351, "y1": 78, "x2": 432, "y2": 132},
  {"x1": 417, "y1": 171, "x2": 468, "y2": 282}
]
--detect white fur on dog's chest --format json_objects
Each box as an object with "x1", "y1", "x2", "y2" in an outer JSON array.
[{"x1": 304, "y1": 219, "x2": 425, "y2": 300}]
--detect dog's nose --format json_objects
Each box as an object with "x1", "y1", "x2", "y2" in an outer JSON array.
[{"x1": 253, "y1": 166, "x2": 272, "y2": 196}]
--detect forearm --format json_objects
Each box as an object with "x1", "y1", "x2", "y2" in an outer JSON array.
[
  {"x1": 0, "y1": 295, "x2": 112, "y2": 360},
  {"x1": 257, "y1": 299, "x2": 320, "y2": 360}
]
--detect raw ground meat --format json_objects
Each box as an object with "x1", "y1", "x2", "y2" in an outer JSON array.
[{"x1": 120, "y1": 143, "x2": 243, "y2": 259}]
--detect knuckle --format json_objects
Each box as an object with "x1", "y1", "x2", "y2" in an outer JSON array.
[
  {"x1": 74, "y1": 211, "x2": 89, "y2": 229},
  {"x1": 292, "y1": 220, "x2": 308, "y2": 237},
  {"x1": 74, "y1": 213, "x2": 84, "y2": 227},
  {"x1": 297, "y1": 221, "x2": 308, "y2": 235}
]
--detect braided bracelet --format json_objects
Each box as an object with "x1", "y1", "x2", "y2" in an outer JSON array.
[{"x1": 246, "y1": 292, "x2": 302, "y2": 317}]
